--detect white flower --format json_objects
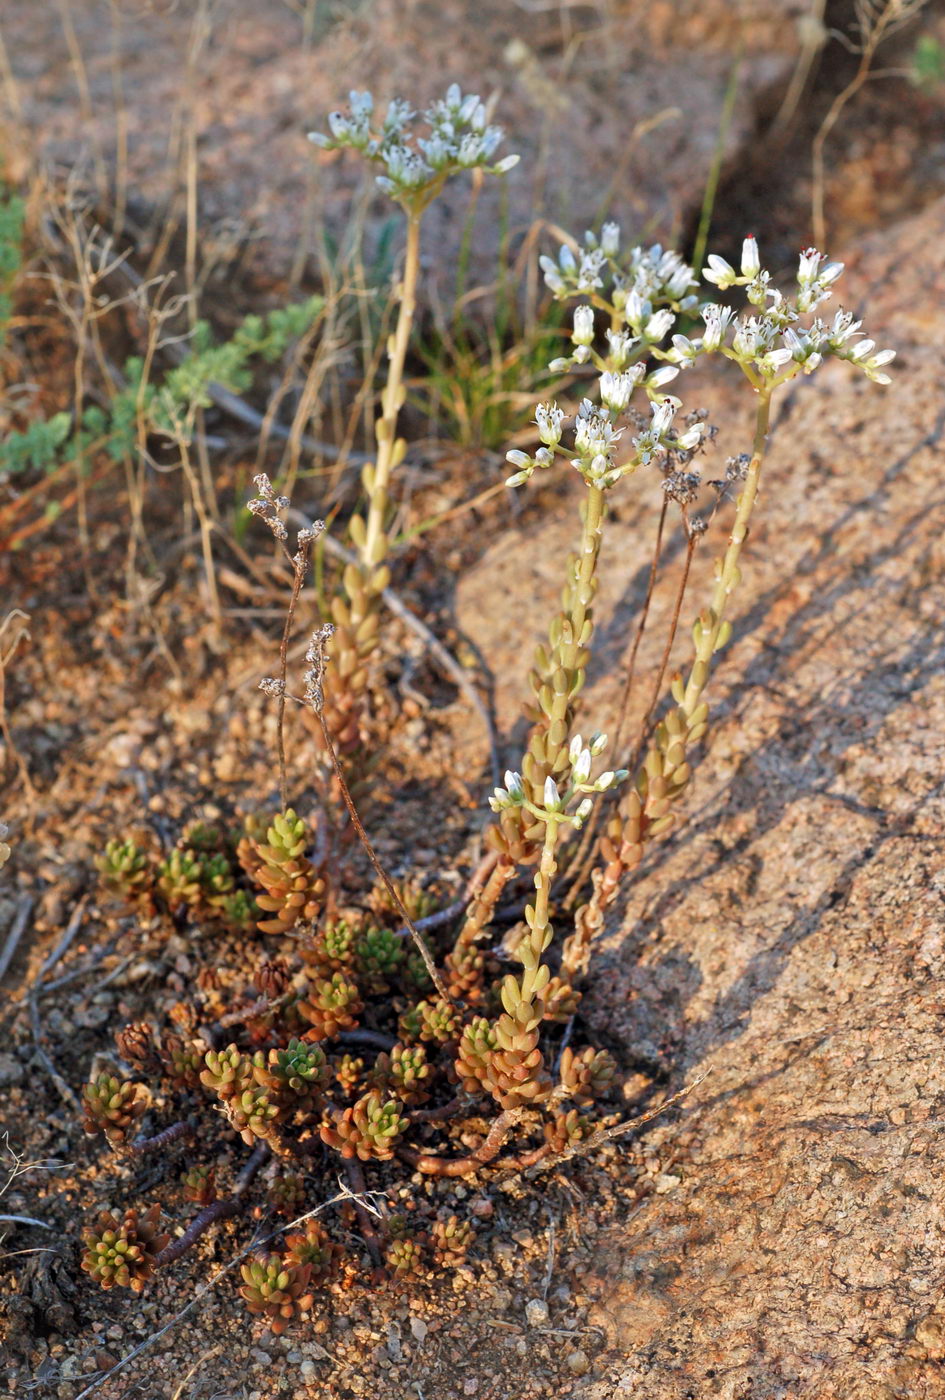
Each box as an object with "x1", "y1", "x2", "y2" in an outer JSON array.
[
  {"x1": 573, "y1": 798, "x2": 594, "y2": 829},
  {"x1": 601, "y1": 221, "x2": 620, "y2": 257},
  {"x1": 740, "y1": 235, "x2": 760, "y2": 278},
  {"x1": 569, "y1": 734, "x2": 593, "y2": 783},
  {"x1": 574, "y1": 401, "x2": 622, "y2": 457},
  {"x1": 493, "y1": 153, "x2": 520, "y2": 173},
  {"x1": 650, "y1": 399, "x2": 675, "y2": 436},
  {"x1": 644, "y1": 365, "x2": 679, "y2": 390},
  {"x1": 589, "y1": 732, "x2": 607, "y2": 755},
  {"x1": 506, "y1": 449, "x2": 531, "y2": 468},
  {"x1": 701, "y1": 304, "x2": 735, "y2": 352},
  {"x1": 572, "y1": 305, "x2": 595, "y2": 347},
  {"x1": 827, "y1": 310, "x2": 861, "y2": 346},
  {"x1": 605, "y1": 328, "x2": 636, "y2": 369},
  {"x1": 535, "y1": 402, "x2": 565, "y2": 446},
  {"x1": 703, "y1": 253, "x2": 737, "y2": 289},
  {"x1": 861, "y1": 347, "x2": 895, "y2": 384},
  {"x1": 676, "y1": 424, "x2": 705, "y2": 450},
  {"x1": 599, "y1": 371, "x2": 636, "y2": 413},
  {"x1": 543, "y1": 775, "x2": 562, "y2": 810},
  {"x1": 643, "y1": 308, "x2": 675, "y2": 341},
  {"x1": 667, "y1": 333, "x2": 700, "y2": 367}
]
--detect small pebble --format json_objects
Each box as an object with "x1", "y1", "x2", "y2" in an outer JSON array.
[
  {"x1": 409, "y1": 1317, "x2": 429, "y2": 1343},
  {"x1": 567, "y1": 1350, "x2": 590, "y2": 1376},
  {"x1": 0, "y1": 1053, "x2": 24, "y2": 1086},
  {"x1": 524, "y1": 1298, "x2": 549, "y2": 1328}
]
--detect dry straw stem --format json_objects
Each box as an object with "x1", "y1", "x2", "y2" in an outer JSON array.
[{"x1": 811, "y1": 0, "x2": 930, "y2": 247}]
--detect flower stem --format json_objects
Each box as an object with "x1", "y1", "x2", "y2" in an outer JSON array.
[
  {"x1": 362, "y1": 211, "x2": 423, "y2": 575},
  {"x1": 568, "y1": 389, "x2": 772, "y2": 969}
]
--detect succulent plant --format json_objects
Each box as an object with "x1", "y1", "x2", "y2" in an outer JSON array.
[
  {"x1": 369, "y1": 1043, "x2": 431, "y2": 1106},
  {"x1": 267, "y1": 1172, "x2": 306, "y2": 1219},
  {"x1": 254, "y1": 957, "x2": 292, "y2": 1000},
  {"x1": 430, "y1": 1214, "x2": 476, "y2": 1268},
  {"x1": 354, "y1": 924, "x2": 406, "y2": 994},
  {"x1": 81, "y1": 1204, "x2": 169, "y2": 1293},
  {"x1": 397, "y1": 1003, "x2": 424, "y2": 1045},
  {"x1": 367, "y1": 874, "x2": 435, "y2": 924},
  {"x1": 114, "y1": 1022, "x2": 160, "y2": 1074},
  {"x1": 256, "y1": 1038, "x2": 330, "y2": 1105},
  {"x1": 543, "y1": 1108, "x2": 594, "y2": 1155},
  {"x1": 540, "y1": 974, "x2": 581, "y2": 1022},
  {"x1": 385, "y1": 1234, "x2": 425, "y2": 1280},
  {"x1": 226, "y1": 1083, "x2": 283, "y2": 1146},
  {"x1": 181, "y1": 821, "x2": 227, "y2": 853},
  {"x1": 199, "y1": 851, "x2": 237, "y2": 900},
  {"x1": 454, "y1": 1017, "x2": 499, "y2": 1097},
  {"x1": 239, "y1": 1252, "x2": 314, "y2": 1333},
  {"x1": 182, "y1": 1164, "x2": 217, "y2": 1205},
  {"x1": 297, "y1": 972, "x2": 363, "y2": 1040},
  {"x1": 320, "y1": 1090, "x2": 408, "y2": 1162},
  {"x1": 200, "y1": 1044, "x2": 252, "y2": 1101},
  {"x1": 444, "y1": 941, "x2": 487, "y2": 1003},
  {"x1": 218, "y1": 888, "x2": 260, "y2": 932},
  {"x1": 95, "y1": 839, "x2": 154, "y2": 913},
  {"x1": 334, "y1": 1053, "x2": 364, "y2": 1096},
  {"x1": 414, "y1": 998, "x2": 461, "y2": 1047},
  {"x1": 251, "y1": 809, "x2": 327, "y2": 935},
  {"x1": 81, "y1": 1073, "x2": 147, "y2": 1146},
  {"x1": 235, "y1": 810, "x2": 271, "y2": 881},
  {"x1": 159, "y1": 1031, "x2": 203, "y2": 1088},
  {"x1": 284, "y1": 1219, "x2": 343, "y2": 1281},
  {"x1": 301, "y1": 919, "x2": 356, "y2": 976},
  {"x1": 156, "y1": 847, "x2": 204, "y2": 914},
  {"x1": 558, "y1": 1045, "x2": 616, "y2": 1105},
  {"x1": 403, "y1": 948, "x2": 435, "y2": 994}
]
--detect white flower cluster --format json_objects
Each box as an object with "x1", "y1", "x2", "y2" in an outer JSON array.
[
  {"x1": 489, "y1": 734, "x2": 628, "y2": 828},
  {"x1": 309, "y1": 86, "x2": 518, "y2": 208},
  {"x1": 666, "y1": 238, "x2": 895, "y2": 385},
  {"x1": 540, "y1": 232, "x2": 698, "y2": 369},
  {"x1": 506, "y1": 381, "x2": 706, "y2": 490},
  {"x1": 507, "y1": 229, "x2": 894, "y2": 496},
  {"x1": 502, "y1": 223, "x2": 708, "y2": 491}
]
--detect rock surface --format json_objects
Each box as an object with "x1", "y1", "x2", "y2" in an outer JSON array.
[{"x1": 457, "y1": 196, "x2": 945, "y2": 1398}]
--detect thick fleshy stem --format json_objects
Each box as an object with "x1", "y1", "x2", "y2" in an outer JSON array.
[
  {"x1": 342, "y1": 1158, "x2": 382, "y2": 1267},
  {"x1": 565, "y1": 391, "x2": 772, "y2": 975},
  {"x1": 153, "y1": 1143, "x2": 269, "y2": 1268},
  {"x1": 127, "y1": 1121, "x2": 193, "y2": 1158},
  {"x1": 484, "y1": 815, "x2": 561, "y2": 1108},
  {"x1": 489, "y1": 485, "x2": 606, "y2": 866},
  {"x1": 396, "y1": 1105, "x2": 529, "y2": 1177},
  {"x1": 321, "y1": 212, "x2": 423, "y2": 757}
]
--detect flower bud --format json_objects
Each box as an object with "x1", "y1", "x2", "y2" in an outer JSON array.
[{"x1": 572, "y1": 305, "x2": 595, "y2": 347}]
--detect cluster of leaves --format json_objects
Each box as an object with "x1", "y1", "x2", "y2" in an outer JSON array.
[
  {"x1": 0, "y1": 296, "x2": 322, "y2": 479},
  {"x1": 85, "y1": 805, "x2": 616, "y2": 1324}
]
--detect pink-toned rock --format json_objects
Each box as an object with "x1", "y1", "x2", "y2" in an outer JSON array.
[{"x1": 456, "y1": 194, "x2": 945, "y2": 1399}]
